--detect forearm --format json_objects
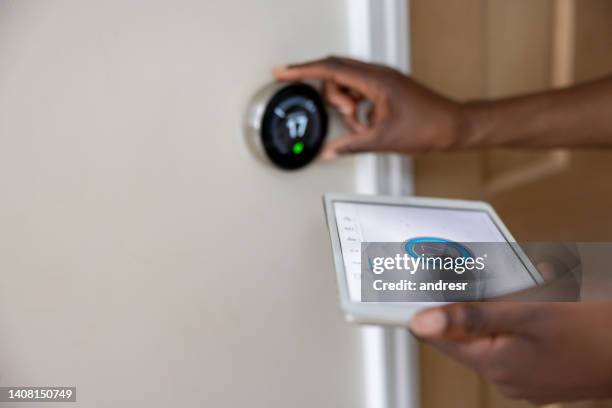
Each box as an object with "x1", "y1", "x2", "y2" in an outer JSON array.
[{"x1": 455, "y1": 75, "x2": 612, "y2": 149}]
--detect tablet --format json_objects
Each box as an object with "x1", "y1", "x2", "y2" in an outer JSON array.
[{"x1": 323, "y1": 193, "x2": 543, "y2": 326}]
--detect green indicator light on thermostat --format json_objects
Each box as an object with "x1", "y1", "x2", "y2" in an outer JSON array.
[{"x1": 292, "y1": 142, "x2": 304, "y2": 154}]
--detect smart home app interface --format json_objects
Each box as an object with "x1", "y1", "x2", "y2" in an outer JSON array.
[{"x1": 334, "y1": 202, "x2": 536, "y2": 302}]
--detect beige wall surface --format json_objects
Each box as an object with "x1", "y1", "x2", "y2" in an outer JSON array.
[{"x1": 0, "y1": 1, "x2": 363, "y2": 407}]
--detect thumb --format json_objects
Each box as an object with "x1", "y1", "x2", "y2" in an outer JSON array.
[
  {"x1": 409, "y1": 303, "x2": 530, "y2": 341},
  {"x1": 321, "y1": 129, "x2": 378, "y2": 160}
]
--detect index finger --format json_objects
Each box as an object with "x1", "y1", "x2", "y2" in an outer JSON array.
[
  {"x1": 272, "y1": 57, "x2": 376, "y2": 97},
  {"x1": 425, "y1": 336, "x2": 499, "y2": 369}
]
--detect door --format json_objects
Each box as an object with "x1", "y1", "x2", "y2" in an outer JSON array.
[
  {"x1": 412, "y1": 1, "x2": 612, "y2": 408},
  {"x1": 0, "y1": 1, "x2": 363, "y2": 407}
]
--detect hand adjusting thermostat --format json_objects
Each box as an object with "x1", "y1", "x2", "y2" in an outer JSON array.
[{"x1": 245, "y1": 81, "x2": 328, "y2": 170}]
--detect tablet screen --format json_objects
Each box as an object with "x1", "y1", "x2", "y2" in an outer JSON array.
[{"x1": 333, "y1": 201, "x2": 537, "y2": 302}]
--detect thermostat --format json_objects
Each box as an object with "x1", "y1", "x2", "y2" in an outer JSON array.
[{"x1": 245, "y1": 81, "x2": 328, "y2": 170}]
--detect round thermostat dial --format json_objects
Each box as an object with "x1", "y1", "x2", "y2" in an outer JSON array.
[{"x1": 245, "y1": 82, "x2": 328, "y2": 170}]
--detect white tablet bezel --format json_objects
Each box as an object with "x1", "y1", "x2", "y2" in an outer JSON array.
[{"x1": 323, "y1": 193, "x2": 544, "y2": 326}]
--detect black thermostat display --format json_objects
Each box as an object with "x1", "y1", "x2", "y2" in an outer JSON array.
[{"x1": 259, "y1": 83, "x2": 328, "y2": 170}]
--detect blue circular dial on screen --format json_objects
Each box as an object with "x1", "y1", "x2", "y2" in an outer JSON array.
[
  {"x1": 404, "y1": 237, "x2": 473, "y2": 259},
  {"x1": 404, "y1": 237, "x2": 482, "y2": 302}
]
